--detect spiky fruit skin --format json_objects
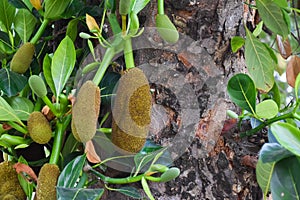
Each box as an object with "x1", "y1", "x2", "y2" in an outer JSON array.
[
  {"x1": 72, "y1": 81, "x2": 101, "y2": 143},
  {"x1": 0, "y1": 161, "x2": 26, "y2": 200},
  {"x1": 156, "y1": 14, "x2": 179, "y2": 44},
  {"x1": 112, "y1": 67, "x2": 151, "y2": 153},
  {"x1": 10, "y1": 42, "x2": 35, "y2": 74},
  {"x1": 36, "y1": 164, "x2": 60, "y2": 200},
  {"x1": 27, "y1": 112, "x2": 52, "y2": 144}
]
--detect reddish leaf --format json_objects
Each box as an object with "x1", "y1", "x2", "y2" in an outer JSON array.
[
  {"x1": 276, "y1": 35, "x2": 292, "y2": 59},
  {"x1": 13, "y1": 162, "x2": 38, "y2": 182},
  {"x1": 85, "y1": 140, "x2": 101, "y2": 163},
  {"x1": 286, "y1": 55, "x2": 300, "y2": 87}
]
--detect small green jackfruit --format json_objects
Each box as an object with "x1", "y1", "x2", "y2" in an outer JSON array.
[
  {"x1": 72, "y1": 81, "x2": 101, "y2": 143},
  {"x1": 156, "y1": 14, "x2": 179, "y2": 43},
  {"x1": 29, "y1": 75, "x2": 47, "y2": 97},
  {"x1": 0, "y1": 161, "x2": 26, "y2": 200},
  {"x1": 27, "y1": 111, "x2": 52, "y2": 144},
  {"x1": 119, "y1": 0, "x2": 132, "y2": 16},
  {"x1": 112, "y1": 67, "x2": 151, "y2": 153},
  {"x1": 10, "y1": 42, "x2": 35, "y2": 74},
  {"x1": 36, "y1": 163, "x2": 60, "y2": 200}
]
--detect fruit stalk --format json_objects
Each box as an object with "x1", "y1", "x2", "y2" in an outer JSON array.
[
  {"x1": 157, "y1": 0, "x2": 165, "y2": 15},
  {"x1": 30, "y1": 19, "x2": 50, "y2": 45}
]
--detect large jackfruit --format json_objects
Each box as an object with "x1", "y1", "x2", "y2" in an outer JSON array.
[
  {"x1": 112, "y1": 67, "x2": 151, "y2": 153},
  {"x1": 10, "y1": 42, "x2": 35, "y2": 74},
  {"x1": 0, "y1": 161, "x2": 26, "y2": 200},
  {"x1": 72, "y1": 81, "x2": 101, "y2": 143},
  {"x1": 36, "y1": 163, "x2": 60, "y2": 200},
  {"x1": 27, "y1": 112, "x2": 52, "y2": 144}
]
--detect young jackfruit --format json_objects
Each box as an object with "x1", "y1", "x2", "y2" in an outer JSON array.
[
  {"x1": 112, "y1": 67, "x2": 151, "y2": 153},
  {"x1": 27, "y1": 111, "x2": 52, "y2": 144},
  {"x1": 36, "y1": 163, "x2": 60, "y2": 200},
  {"x1": 156, "y1": 14, "x2": 179, "y2": 44},
  {"x1": 28, "y1": 75, "x2": 47, "y2": 98},
  {"x1": 72, "y1": 81, "x2": 101, "y2": 143},
  {"x1": 0, "y1": 161, "x2": 26, "y2": 200},
  {"x1": 10, "y1": 42, "x2": 35, "y2": 74}
]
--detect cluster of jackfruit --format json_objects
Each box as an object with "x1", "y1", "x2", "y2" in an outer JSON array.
[
  {"x1": 10, "y1": 42, "x2": 35, "y2": 74},
  {"x1": 36, "y1": 163, "x2": 60, "y2": 200},
  {"x1": 72, "y1": 81, "x2": 101, "y2": 143},
  {"x1": 27, "y1": 112, "x2": 52, "y2": 144},
  {"x1": 112, "y1": 67, "x2": 151, "y2": 153},
  {"x1": 0, "y1": 161, "x2": 26, "y2": 200}
]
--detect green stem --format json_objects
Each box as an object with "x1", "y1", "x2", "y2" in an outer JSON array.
[
  {"x1": 240, "y1": 112, "x2": 294, "y2": 137},
  {"x1": 30, "y1": 19, "x2": 50, "y2": 45},
  {"x1": 49, "y1": 120, "x2": 64, "y2": 165},
  {"x1": 7, "y1": 121, "x2": 28, "y2": 134},
  {"x1": 157, "y1": 0, "x2": 164, "y2": 15},
  {"x1": 41, "y1": 96, "x2": 59, "y2": 117},
  {"x1": 124, "y1": 37, "x2": 135, "y2": 69}
]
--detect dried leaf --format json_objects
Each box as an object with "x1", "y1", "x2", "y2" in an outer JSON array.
[
  {"x1": 85, "y1": 140, "x2": 101, "y2": 163},
  {"x1": 286, "y1": 55, "x2": 300, "y2": 87},
  {"x1": 30, "y1": 0, "x2": 42, "y2": 10},
  {"x1": 276, "y1": 35, "x2": 292, "y2": 59},
  {"x1": 13, "y1": 162, "x2": 38, "y2": 182},
  {"x1": 86, "y1": 14, "x2": 100, "y2": 34}
]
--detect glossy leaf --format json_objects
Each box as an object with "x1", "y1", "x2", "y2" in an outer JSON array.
[
  {"x1": 245, "y1": 27, "x2": 275, "y2": 92},
  {"x1": 43, "y1": 54, "x2": 56, "y2": 95},
  {"x1": 114, "y1": 186, "x2": 142, "y2": 199},
  {"x1": 273, "y1": 0, "x2": 288, "y2": 8},
  {"x1": 44, "y1": 0, "x2": 72, "y2": 19},
  {"x1": 287, "y1": 55, "x2": 300, "y2": 88},
  {"x1": 268, "y1": 82, "x2": 281, "y2": 108},
  {"x1": 66, "y1": 18, "x2": 79, "y2": 42},
  {"x1": 14, "y1": 9, "x2": 37, "y2": 42},
  {"x1": 270, "y1": 122, "x2": 300, "y2": 157},
  {"x1": 253, "y1": 21, "x2": 263, "y2": 37},
  {"x1": 132, "y1": 0, "x2": 150, "y2": 14},
  {"x1": 271, "y1": 156, "x2": 300, "y2": 200},
  {"x1": 141, "y1": 177, "x2": 155, "y2": 200},
  {"x1": 256, "y1": 0, "x2": 289, "y2": 38},
  {"x1": 51, "y1": 36, "x2": 76, "y2": 99},
  {"x1": 256, "y1": 157, "x2": 275, "y2": 199},
  {"x1": 0, "y1": 96, "x2": 22, "y2": 124},
  {"x1": 8, "y1": 0, "x2": 29, "y2": 9},
  {"x1": 256, "y1": 99, "x2": 278, "y2": 119},
  {"x1": 0, "y1": 68, "x2": 27, "y2": 96},
  {"x1": 230, "y1": 36, "x2": 244, "y2": 53},
  {"x1": 260, "y1": 143, "x2": 294, "y2": 163},
  {"x1": 227, "y1": 73, "x2": 256, "y2": 114},
  {"x1": 6, "y1": 97, "x2": 34, "y2": 121},
  {"x1": 56, "y1": 187, "x2": 104, "y2": 200},
  {"x1": 57, "y1": 154, "x2": 86, "y2": 188},
  {"x1": 0, "y1": 0, "x2": 16, "y2": 32}
]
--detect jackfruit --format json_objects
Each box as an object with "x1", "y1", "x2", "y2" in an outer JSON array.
[
  {"x1": 112, "y1": 67, "x2": 151, "y2": 153},
  {"x1": 10, "y1": 42, "x2": 35, "y2": 74},
  {"x1": 119, "y1": 0, "x2": 132, "y2": 16},
  {"x1": 28, "y1": 75, "x2": 47, "y2": 98},
  {"x1": 156, "y1": 14, "x2": 179, "y2": 44},
  {"x1": 0, "y1": 161, "x2": 26, "y2": 200},
  {"x1": 72, "y1": 81, "x2": 101, "y2": 143},
  {"x1": 36, "y1": 163, "x2": 60, "y2": 200},
  {"x1": 27, "y1": 111, "x2": 52, "y2": 144}
]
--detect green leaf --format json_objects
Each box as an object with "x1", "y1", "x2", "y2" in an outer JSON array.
[
  {"x1": 114, "y1": 186, "x2": 142, "y2": 199},
  {"x1": 0, "y1": 0, "x2": 16, "y2": 32},
  {"x1": 6, "y1": 96, "x2": 34, "y2": 121},
  {"x1": 295, "y1": 73, "x2": 300, "y2": 101},
  {"x1": 56, "y1": 187, "x2": 104, "y2": 200},
  {"x1": 43, "y1": 54, "x2": 56, "y2": 96},
  {"x1": 268, "y1": 82, "x2": 281, "y2": 108},
  {"x1": 270, "y1": 122, "x2": 300, "y2": 157},
  {"x1": 14, "y1": 9, "x2": 37, "y2": 42},
  {"x1": 132, "y1": 0, "x2": 150, "y2": 14},
  {"x1": 253, "y1": 21, "x2": 264, "y2": 37},
  {"x1": 245, "y1": 27, "x2": 275, "y2": 92},
  {"x1": 259, "y1": 143, "x2": 294, "y2": 163},
  {"x1": 44, "y1": 0, "x2": 72, "y2": 19},
  {"x1": 273, "y1": 0, "x2": 288, "y2": 8},
  {"x1": 227, "y1": 73, "x2": 257, "y2": 114},
  {"x1": 66, "y1": 18, "x2": 79, "y2": 42},
  {"x1": 256, "y1": 99, "x2": 278, "y2": 119},
  {"x1": 256, "y1": 157, "x2": 275, "y2": 199},
  {"x1": 57, "y1": 154, "x2": 86, "y2": 188},
  {"x1": 271, "y1": 156, "x2": 300, "y2": 200},
  {"x1": 0, "y1": 68, "x2": 27, "y2": 96},
  {"x1": 256, "y1": 0, "x2": 289, "y2": 38},
  {"x1": 0, "y1": 96, "x2": 22, "y2": 124},
  {"x1": 141, "y1": 177, "x2": 155, "y2": 200},
  {"x1": 51, "y1": 36, "x2": 76, "y2": 99},
  {"x1": 230, "y1": 36, "x2": 245, "y2": 53}
]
